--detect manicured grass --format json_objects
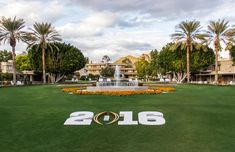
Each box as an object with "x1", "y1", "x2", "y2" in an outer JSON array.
[{"x1": 0, "y1": 85, "x2": 235, "y2": 152}]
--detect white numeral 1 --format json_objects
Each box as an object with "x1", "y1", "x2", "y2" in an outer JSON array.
[{"x1": 118, "y1": 111, "x2": 138, "y2": 125}]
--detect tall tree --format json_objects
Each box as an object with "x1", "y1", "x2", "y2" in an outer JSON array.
[
  {"x1": 100, "y1": 66, "x2": 115, "y2": 77},
  {"x1": 158, "y1": 43, "x2": 214, "y2": 83},
  {"x1": 205, "y1": 19, "x2": 235, "y2": 84},
  {"x1": 147, "y1": 49, "x2": 159, "y2": 77},
  {"x1": 0, "y1": 17, "x2": 25, "y2": 85},
  {"x1": 28, "y1": 43, "x2": 86, "y2": 83},
  {"x1": 0, "y1": 50, "x2": 12, "y2": 62},
  {"x1": 102, "y1": 55, "x2": 111, "y2": 63},
  {"x1": 16, "y1": 54, "x2": 32, "y2": 71},
  {"x1": 135, "y1": 57, "x2": 149, "y2": 77},
  {"x1": 25, "y1": 22, "x2": 61, "y2": 84},
  {"x1": 171, "y1": 20, "x2": 204, "y2": 83},
  {"x1": 229, "y1": 46, "x2": 235, "y2": 63}
]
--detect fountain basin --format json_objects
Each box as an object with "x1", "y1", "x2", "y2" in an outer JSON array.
[
  {"x1": 87, "y1": 86, "x2": 148, "y2": 91},
  {"x1": 88, "y1": 65, "x2": 148, "y2": 91}
]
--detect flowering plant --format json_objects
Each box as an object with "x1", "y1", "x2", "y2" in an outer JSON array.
[{"x1": 62, "y1": 87, "x2": 175, "y2": 96}]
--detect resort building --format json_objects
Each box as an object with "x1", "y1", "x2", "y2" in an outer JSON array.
[
  {"x1": 193, "y1": 59, "x2": 235, "y2": 84},
  {"x1": 0, "y1": 60, "x2": 34, "y2": 84},
  {"x1": 0, "y1": 60, "x2": 14, "y2": 73},
  {"x1": 80, "y1": 54, "x2": 150, "y2": 79},
  {"x1": 85, "y1": 62, "x2": 137, "y2": 78}
]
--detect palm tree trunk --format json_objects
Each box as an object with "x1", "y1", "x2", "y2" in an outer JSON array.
[
  {"x1": 186, "y1": 44, "x2": 190, "y2": 83},
  {"x1": 215, "y1": 43, "x2": 219, "y2": 84},
  {"x1": 12, "y1": 46, "x2": 16, "y2": 85},
  {"x1": 42, "y1": 47, "x2": 46, "y2": 84}
]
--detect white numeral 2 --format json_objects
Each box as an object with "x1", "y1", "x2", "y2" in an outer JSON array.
[{"x1": 64, "y1": 111, "x2": 94, "y2": 125}]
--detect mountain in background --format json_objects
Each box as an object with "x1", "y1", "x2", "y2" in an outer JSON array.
[{"x1": 114, "y1": 54, "x2": 150, "y2": 64}]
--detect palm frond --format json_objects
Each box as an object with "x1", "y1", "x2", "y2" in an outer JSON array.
[
  {"x1": 207, "y1": 19, "x2": 235, "y2": 47},
  {"x1": 27, "y1": 22, "x2": 61, "y2": 50},
  {"x1": 171, "y1": 20, "x2": 204, "y2": 53},
  {"x1": 0, "y1": 16, "x2": 25, "y2": 46}
]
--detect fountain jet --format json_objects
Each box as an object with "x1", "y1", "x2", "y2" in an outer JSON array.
[{"x1": 114, "y1": 65, "x2": 120, "y2": 86}]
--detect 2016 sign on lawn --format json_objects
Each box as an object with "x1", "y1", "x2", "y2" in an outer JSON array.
[{"x1": 64, "y1": 111, "x2": 166, "y2": 125}]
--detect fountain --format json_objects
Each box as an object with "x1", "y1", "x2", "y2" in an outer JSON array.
[
  {"x1": 114, "y1": 65, "x2": 120, "y2": 86},
  {"x1": 87, "y1": 65, "x2": 148, "y2": 91}
]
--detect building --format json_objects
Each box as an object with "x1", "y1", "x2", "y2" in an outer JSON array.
[
  {"x1": 84, "y1": 63, "x2": 137, "y2": 79},
  {"x1": 0, "y1": 60, "x2": 14, "y2": 73},
  {"x1": 0, "y1": 60, "x2": 34, "y2": 83},
  {"x1": 80, "y1": 55, "x2": 150, "y2": 79},
  {"x1": 194, "y1": 59, "x2": 235, "y2": 84}
]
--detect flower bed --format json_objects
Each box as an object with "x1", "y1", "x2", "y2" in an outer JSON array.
[
  {"x1": 62, "y1": 87, "x2": 175, "y2": 96},
  {"x1": 62, "y1": 87, "x2": 86, "y2": 93},
  {"x1": 149, "y1": 87, "x2": 176, "y2": 92}
]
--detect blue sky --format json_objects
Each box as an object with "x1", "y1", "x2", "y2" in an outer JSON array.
[{"x1": 0, "y1": 0, "x2": 235, "y2": 62}]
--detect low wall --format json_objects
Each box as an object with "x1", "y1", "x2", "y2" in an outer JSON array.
[
  {"x1": 143, "y1": 83, "x2": 176, "y2": 87},
  {"x1": 87, "y1": 86, "x2": 148, "y2": 91}
]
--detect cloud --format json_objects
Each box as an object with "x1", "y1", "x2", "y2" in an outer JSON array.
[
  {"x1": 116, "y1": 13, "x2": 160, "y2": 28},
  {"x1": 66, "y1": 27, "x2": 167, "y2": 62},
  {"x1": 116, "y1": 40, "x2": 153, "y2": 50},
  {"x1": 0, "y1": 0, "x2": 66, "y2": 24},
  {"x1": 199, "y1": 1, "x2": 235, "y2": 22},
  {"x1": 0, "y1": 42, "x2": 27, "y2": 55},
  {"x1": 56, "y1": 11, "x2": 117, "y2": 38},
  {"x1": 70, "y1": 0, "x2": 225, "y2": 19}
]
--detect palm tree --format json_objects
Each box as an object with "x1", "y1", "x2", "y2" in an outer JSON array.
[
  {"x1": 102, "y1": 55, "x2": 111, "y2": 64},
  {"x1": 0, "y1": 17, "x2": 25, "y2": 85},
  {"x1": 205, "y1": 19, "x2": 235, "y2": 84},
  {"x1": 26, "y1": 22, "x2": 61, "y2": 84},
  {"x1": 171, "y1": 20, "x2": 204, "y2": 83}
]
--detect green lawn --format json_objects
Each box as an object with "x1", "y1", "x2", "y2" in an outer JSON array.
[{"x1": 0, "y1": 85, "x2": 235, "y2": 152}]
